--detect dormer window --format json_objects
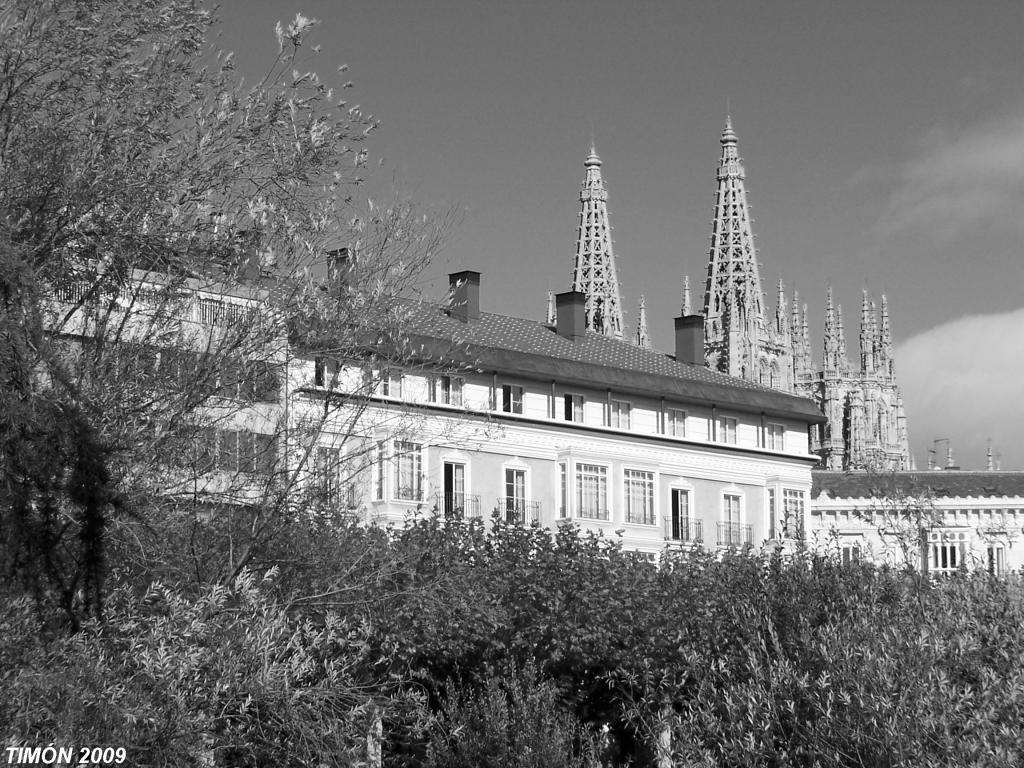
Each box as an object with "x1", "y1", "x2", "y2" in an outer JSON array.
[
  {"x1": 434, "y1": 375, "x2": 464, "y2": 406},
  {"x1": 381, "y1": 371, "x2": 402, "y2": 398},
  {"x1": 667, "y1": 408, "x2": 686, "y2": 437},
  {"x1": 564, "y1": 393, "x2": 584, "y2": 423},
  {"x1": 502, "y1": 384, "x2": 524, "y2": 414},
  {"x1": 610, "y1": 400, "x2": 631, "y2": 429},
  {"x1": 717, "y1": 416, "x2": 737, "y2": 444}
]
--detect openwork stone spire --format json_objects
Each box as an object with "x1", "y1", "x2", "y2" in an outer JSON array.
[
  {"x1": 635, "y1": 295, "x2": 651, "y2": 349},
  {"x1": 703, "y1": 117, "x2": 766, "y2": 345},
  {"x1": 572, "y1": 144, "x2": 624, "y2": 338},
  {"x1": 699, "y1": 116, "x2": 791, "y2": 389}
]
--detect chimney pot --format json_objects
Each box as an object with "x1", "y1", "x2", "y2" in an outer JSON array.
[
  {"x1": 327, "y1": 247, "x2": 353, "y2": 294},
  {"x1": 448, "y1": 270, "x2": 481, "y2": 322},
  {"x1": 555, "y1": 291, "x2": 586, "y2": 340},
  {"x1": 675, "y1": 315, "x2": 704, "y2": 364}
]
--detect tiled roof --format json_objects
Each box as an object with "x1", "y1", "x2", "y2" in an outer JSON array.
[
  {"x1": 401, "y1": 302, "x2": 825, "y2": 421},
  {"x1": 813, "y1": 471, "x2": 1024, "y2": 500}
]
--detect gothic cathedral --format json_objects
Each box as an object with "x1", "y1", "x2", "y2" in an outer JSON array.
[{"x1": 686, "y1": 118, "x2": 911, "y2": 471}]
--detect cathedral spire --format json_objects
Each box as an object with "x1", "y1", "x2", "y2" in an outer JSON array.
[
  {"x1": 836, "y1": 303, "x2": 850, "y2": 374},
  {"x1": 635, "y1": 295, "x2": 651, "y2": 349},
  {"x1": 572, "y1": 144, "x2": 624, "y2": 338},
  {"x1": 823, "y1": 286, "x2": 840, "y2": 372},
  {"x1": 860, "y1": 290, "x2": 875, "y2": 374},
  {"x1": 790, "y1": 288, "x2": 801, "y2": 341},
  {"x1": 775, "y1": 279, "x2": 788, "y2": 334},
  {"x1": 701, "y1": 116, "x2": 771, "y2": 379},
  {"x1": 681, "y1": 275, "x2": 692, "y2": 316},
  {"x1": 879, "y1": 294, "x2": 894, "y2": 378},
  {"x1": 801, "y1": 303, "x2": 811, "y2": 363}
]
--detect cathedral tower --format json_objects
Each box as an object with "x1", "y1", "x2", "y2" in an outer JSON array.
[
  {"x1": 798, "y1": 288, "x2": 911, "y2": 471},
  {"x1": 700, "y1": 117, "x2": 792, "y2": 389},
  {"x1": 572, "y1": 145, "x2": 624, "y2": 338},
  {"x1": 691, "y1": 118, "x2": 911, "y2": 471}
]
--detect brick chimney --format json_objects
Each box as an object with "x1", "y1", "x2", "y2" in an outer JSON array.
[
  {"x1": 674, "y1": 315, "x2": 704, "y2": 364},
  {"x1": 555, "y1": 291, "x2": 586, "y2": 340},
  {"x1": 327, "y1": 247, "x2": 353, "y2": 295},
  {"x1": 448, "y1": 270, "x2": 481, "y2": 322}
]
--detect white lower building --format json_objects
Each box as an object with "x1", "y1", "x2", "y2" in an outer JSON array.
[
  {"x1": 810, "y1": 470, "x2": 1024, "y2": 574},
  {"x1": 296, "y1": 271, "x2": 826, "y2": 556}
]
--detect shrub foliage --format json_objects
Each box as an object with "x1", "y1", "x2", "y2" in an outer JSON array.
[{"x1": 5, "y1": 518, "x2": 1024, "y2": 766}]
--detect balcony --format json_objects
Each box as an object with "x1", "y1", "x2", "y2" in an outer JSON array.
[
  {"x1": 664, "y1": 516, "x2": 703, "y2": 543},
  {"x1": 496, "y1": 498, "x2": 541, "y2": 525},
  {"x1": 717, "y1": 522, "x2": 753, "y2": 547},
  {"x1": 434, "y1": 493, "x2": 481, "y2": 520}
]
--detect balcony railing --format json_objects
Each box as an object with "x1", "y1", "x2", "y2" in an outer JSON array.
[
  {"x1": 51, "y1": 281, "x2": 256, "y2": 326},
  {"x1": 435, "y1": 493, "x2": 481, "y2": 520},
  {"x1": 664, "y1": 516, "x2": 703, "y2": 543},
  {"x1": 717, "y1": 522, "x2": 753, "y2": 547},
  {"x1": 496, "y1": 498, "x2": 541, "y2": 525}
]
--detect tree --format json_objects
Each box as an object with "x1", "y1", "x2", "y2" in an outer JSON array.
[{"x1": 0, "y1": 0, "x2": 450, "y2": 627}]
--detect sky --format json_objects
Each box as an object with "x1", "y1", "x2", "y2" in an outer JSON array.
[{"x1": 215, "y1": 0, "x2": 1024, "y2": 470}]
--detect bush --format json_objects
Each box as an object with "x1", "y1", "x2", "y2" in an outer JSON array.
[
  {"x1": 1, "y1": 571, "x2": 424, "y2": 767},
  {"x1": 427, "y1": 663, "x2": 602, "y2": 768}
]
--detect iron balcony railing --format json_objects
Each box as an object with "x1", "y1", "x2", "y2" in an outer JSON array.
[
  {"x1": 496, "y1": 498, "x2": 541, "y2": 525},
  {"x1": 435, "y1": 493, "x2": 481, "y2": 520},
  {"x1": 717, "y1": 522, "x2": 753, "y2": 547},
  {"x1": 664, "y1": 516, "x2": 703, "y2": 543}
]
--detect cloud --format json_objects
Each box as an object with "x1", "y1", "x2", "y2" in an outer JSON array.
[
  {"x1": 875, "y1": 111, "x2": 1024, "y2": 239},
  {"x1": 895, "y1": 308, "x2": 1024, "y2": 470}
]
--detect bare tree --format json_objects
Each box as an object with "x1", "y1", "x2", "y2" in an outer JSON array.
[{"x1": 0, "y1": 0, "x2": 452, "y2": 627}]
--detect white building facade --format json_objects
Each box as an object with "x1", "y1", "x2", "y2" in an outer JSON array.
[
  {"x1": 296, "y1": 271, "x2": 826, "y2": 557},
  {"x1": 810, "y1": 471, "x2": 1024, "y2": 574}
]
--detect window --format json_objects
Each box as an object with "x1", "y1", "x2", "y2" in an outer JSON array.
[
  {"x1": 667, "y1": 408, "x2": 686, "y2": 437},
  {"x1": 314, "y1": 357, "x2": 326, "y2": 387},
  {"x1": 373, "y1": 441, "x2": 386, "y2": 500},
  {"x1": 766, "y1": 423, "x2": 785, "y2": 450},
  {"x1": 251, "y1": 361, "x2": 280, "y2": 402},
  {"x1": 433, "y1": 375, "x2": 464, "y2": 406},
  {"x1": 724, "y1": 494, "x2": 741, "y2": 525},
  {"x1": 381, "y1": 371, "x2": 402, "y2": 398},
  {"x1": 237, "y1": 431, "x2": 257, "y2": 474},
  {"x1": 988, "y1": 545, "x2": 1006, "y2": 576},
  {"x1": 558, "y1": 462, "x2": 568, "y2": 517},
  {"x1": 254, "y1": 433, "x2": 276, "y2": 475},
  {"x1": 216, "y1": 358, "x2": 243, "y2": 398},
  {"x1": 610, "y1": 400, "x2": 631, "y2": 429},
  {"x1": 767, "y1": 488, "x2": 777, "y2": 539},
  {"x1": 503, "y1": 468, "x2": 527, "y2": 523},
  {"x1": 218, "y1": 429, "x2": 239, "y2": 470},
  {"x1": 564, "y1": 394, "x2": 584, "y2": 423},
  {"x1": 201, "y1": 429, "x2": 275, "y2": 475},
  {"x1": 841, "y1": 545, "x2": 861, "y2": 565},
  {"x1": 576, "y1": 463, "x2": 608, "y2": 520},
  {"x1": 314, "y1": 446, "x2": 342, "y2": 503},
  {"x1": 717, "y1": 416, "x2": 737, "y2": 444},
  {"x1": 782, "y1": 489, "x2": 805, "y2": 538},
  {"x1": 442, "y1": 461, "x2": 466, "y2": 518},
  {"x1": 393, "y1": 441, "x2": 422, "y2": 501},
  {"x1": 931, "y1": 542, "x2": 961, "y2": 574},
  {"x1": 502, "y1": 384, "x2": 524, "y2": 414},
  {"x1": 668, "y1": 489, "x2": 696, "y2": 541},
  {"x1": 719, "y1": 493, "x2": 745, "y2": 546},
  {"x1": 624, "y1": 470, "x2": 655, "y2": 525}
]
